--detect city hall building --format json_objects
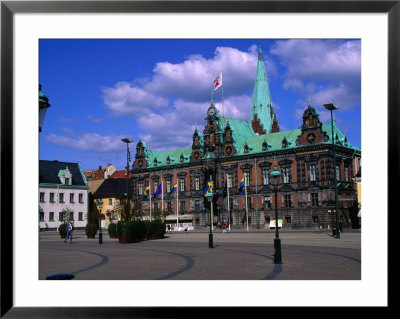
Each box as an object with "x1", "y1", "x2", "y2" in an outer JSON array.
[{"x1": 130, "y1": 46, "x2": 361, "y2": 230}]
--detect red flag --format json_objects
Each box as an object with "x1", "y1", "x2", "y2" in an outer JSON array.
[{"x1": 213, "y1": 72, "x2": 223, "y2": 91}]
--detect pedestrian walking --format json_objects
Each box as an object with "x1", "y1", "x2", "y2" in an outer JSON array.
[{"x1": 64, "y1": 221, "x2": 73, "y2": 244}]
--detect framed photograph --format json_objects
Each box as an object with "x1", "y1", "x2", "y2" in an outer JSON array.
[{"x1": 2, "y1": 0, "x2": 396, "y2": 317}]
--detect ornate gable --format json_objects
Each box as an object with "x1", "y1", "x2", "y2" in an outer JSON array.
[{"x1": 296, "y1": 101, "x2": 328, "y2": 146}]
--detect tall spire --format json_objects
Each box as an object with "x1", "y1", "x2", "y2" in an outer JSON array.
[{"x1": 250, "y1": 41, "x2": 274, "y2": 134}]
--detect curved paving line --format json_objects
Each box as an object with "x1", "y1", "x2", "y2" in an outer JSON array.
[
  {"x1": 218, "y1": 247, "x2": 282, "y2": 280},
  {"x1": 133, "y1": 247, "x2": 195, "y2": 280},
  {"x1": 43, "y1": 248, "x2": 110, "y2": 276},
  {"x1": 300, "y1": 249, "x2": 361, "y2": 264}
]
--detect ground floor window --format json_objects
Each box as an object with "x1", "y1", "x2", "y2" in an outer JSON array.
[
  {"x1": 167, "y1": 201, "x2": 172, "y2": 213},
  {"x1": 78, "y1": 212, "x2": 83, "y2": 221},
  {"x1": 312, "y1": 215, "x2": 319, "y2": 223},
  {"x1": 39, "y1": 212, "x2": 44, "y2": 221},
  {"x1": 311, "y1": 193, "x2": 319, "y2": 207},
  {"x1": 284, "y1": 195, "x2": 292, "y2": 207},
  {"x1": 285, "y1": 216, "x2": 291, "y2": 224},
  {"x1": 49, "y1": 212, "x2": 54, "y2": 221}
]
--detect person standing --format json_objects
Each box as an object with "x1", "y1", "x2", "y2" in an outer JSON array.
[{"x1": 64, "y1": 221, "x2": 73, "y2": 244}]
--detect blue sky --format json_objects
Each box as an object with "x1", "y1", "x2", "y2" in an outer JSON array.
[{"x1": 39, "y1": 39, "x2": 361, "y2": 171}]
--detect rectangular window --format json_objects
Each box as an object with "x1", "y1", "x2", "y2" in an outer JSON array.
[
  {"x1": 39, "y1": 212, "x2": 44, "y2": 221},
  {"x1": 180, "y1": 201, "x2": 185, "y2": 212},
  {"x1": 65, "y1": 178, "x2": 70, "y2": 185},
  {"x1": 244, "y1": 171, "x2": 251, "y2": 186},
  {"x1": 70, "y1": 193, "x2": 74, "y2": 203},
  {"x1": 154, "y1": 202, "x2": 158, "y2": 210},
  {"x1": 49, "y1": 212, "x2": 54, "y2": 221},
  {"x1": 109, "y1": 198, "x2": 112, "y2": 205},
  {"x1": 49, "y1": 193, "x2": 55, "y2": 203},
  {"x1": 166, "y1": 180, "x2": 171, "y2": 193},
  {"x1": 312, "y1": 215, "x2": 319, "y2": 223},
  {"x1": 153, "y1": 182, "x2": 158, "y2": 193},
  {"x1": 167, "y1": 202, "x2": 172, "y2": 213},
  {"x1": 264, "y1": 196, "x2": 272, "y2": 209},
  {"x1": 59, "y1": 193, "x2": 64, "y2": 203},
  {"x1": 284, "y1": 195, "x2": 292, "y2": 207},
  {"x1": 69, "y1": 212, "x2": 74, "y2": 221},
  {"x1": 39, "y1": 192, "x2": 45, "y2": 203},
  {"x1": 282, "y1": 168, "x2": 291, "y2": 184},
  {"x1": 227, "y1": 173, "x2": 233, "y2": 188},
  {"x1": 262, "y1": 169, "x2": 269, "y2": 185},
  {"x1": 58, "y1": 212, "x2": 63, "y2": 221},
  {"x1": 285, "y1": 216, "x2": 291, "y2": 224},
  {"x1": 79, "y1": 193, "x2": 83, "y2": 203},
  {"x1": 344, "y1": 167, "x2": 349, "y2": 182},
  {"x1": 311, "y1": 193, "x2": 319, "y2": 207},
  {"x1": 78, "y1": 212, "x2": 83, "y2": 221},
  {"x1": 336, "y1": 164, "x2": 340, "y2": 181},
  {"x1": 138, "y1": 182, "x2": 143, "y2": 195},
  {"x1": 195, "y1": 199, "x2": 200, "y2": 211},
  {"x1": 195, "y1": 177, "x2": 200, "y2": 191},
  {"x1": 180, "y1": 178, "x2": 185, "y2": 192},
  {"x1": 309, "y1": 164, "x2": 318, "y2": 182}
]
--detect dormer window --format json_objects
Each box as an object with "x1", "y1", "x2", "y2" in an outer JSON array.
[
  {"x1": 58, "y1": 167, "x2": 72, "y2": 185},
  {"x1": 262, "y1": 140, "x2": 268, "y2": 151},
  {"x1": 180, "y1": 154, "x2": 184, "y2": 162}
]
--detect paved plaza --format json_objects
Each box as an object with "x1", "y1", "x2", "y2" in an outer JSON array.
[{"x1": 39, "y1": 228, "x2": 361, "y2": 280}]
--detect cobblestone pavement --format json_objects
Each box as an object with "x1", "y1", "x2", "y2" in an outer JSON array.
[{"x1": 39, "y1": 229, "x2": 361, "y2": 280}]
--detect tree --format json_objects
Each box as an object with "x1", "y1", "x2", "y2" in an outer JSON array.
[{"x1": 60, "y1": 207, "x2": 74, "y2": 223}]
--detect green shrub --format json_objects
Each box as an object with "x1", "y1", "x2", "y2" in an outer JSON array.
[
  {"x1": 108, "y1": 223, "x2": 118, "y2": 237},
  {"x1": 59, "y1": 223, "x2": 68, "y2": 236},
  {"x1": 116, "y1": 219, "x2": 147, "y2": 242},
  {"x1": 85, "y1": 223, "x2": 98, "y2": 236},
  {"x1": 145, "y1": 219, "x2": 166, "y2": 239}
]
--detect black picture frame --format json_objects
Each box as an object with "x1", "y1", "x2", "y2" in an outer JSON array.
[{"x1": 1, "y1": 1, "x2": 395, "y2": 317}]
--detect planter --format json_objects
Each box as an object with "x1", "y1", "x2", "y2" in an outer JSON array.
[
  {"x1": 150, "y1": 234, "x2": 164, "y2": 240},
  {"x1": 87, "y1": 232, "x2": 96, "y2": 239},
  {"x1": 118, "y1": 230, "x2": 134, "y2": 243},
  {"x1": 109, "y1": 233, "x2": 117, "y2": 239},
  {"x1": 60, "y1": 234, "x2": 66, "y2": 239}
]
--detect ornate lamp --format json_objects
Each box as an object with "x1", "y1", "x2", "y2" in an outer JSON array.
[
  {"x1": 270, "y1": 165, "x2": 282, "y2": 264},
  {"x1": 39, "y1": 84, "x2": 50, "y2": 133}
]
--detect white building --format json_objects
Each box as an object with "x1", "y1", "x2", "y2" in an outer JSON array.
[{"x1": 39, "y1": 160, "x2": 89, "y2": 230}]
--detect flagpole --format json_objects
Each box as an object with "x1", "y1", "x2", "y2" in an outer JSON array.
[
  {"x1": 149, "y1": 180, "x2": 152, "y2": 221},
  {"x1": 227, "y1": 178, "x2": 230, "y2": 231},
  {"x1": 175, "y1": 176, "x2": 179, "y2": 228},
  {"x1": 161, "y1": 171, "x2": 164, "y2": 212},
  {"x1": 244, "y1": 173, "x2": 249, "y2": 232},
  {"x1": 222, "y1": 69, "x2": 224, "y2": 117}
]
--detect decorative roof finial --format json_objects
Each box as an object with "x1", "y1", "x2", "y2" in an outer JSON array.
[
  {"x1": 210, "y1": 89, "x2": 214, "y2": 104},
  {"x1": 308, "y1": 97, "x2": 311, "y2": 106},
  {"x1": 258, "y1": 40, "x2": 263, "y2": 61}
]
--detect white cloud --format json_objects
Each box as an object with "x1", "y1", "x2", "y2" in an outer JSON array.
[
  {"x1": 102, "y1": 82, "x2": 169, "y2": 117},
  {"x1": 45, "y1": 133, "x2": 127, "y2": 153},
  {"x1": 271, "y1": 39, "x2": 361, "y2": 111}
]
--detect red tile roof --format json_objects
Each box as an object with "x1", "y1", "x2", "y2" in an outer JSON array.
[{"x1": 111, "y1": 170, "x2": 132, "y2": 179}]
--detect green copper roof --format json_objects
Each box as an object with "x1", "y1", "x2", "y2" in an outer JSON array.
[
  {"x1": 145, "y1": 147, "x2": 193, "y2": 168},
  {"x1": 250, "y1": 43, "x2": 273, "y2": 133}
]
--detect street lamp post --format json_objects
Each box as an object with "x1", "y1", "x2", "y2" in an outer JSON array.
[
  {"x1": 121, "y1": 138, "x2": 134, "y2": 220},
  {"x1": 207, "y1": 192, "x2": 214, "y2": 248},
  {"x1": 97, "y1": 199, "x2": 103, "y2": 244},
  {"x1": 39, "y1": 84, "x2": 51, "y2": 133},
  {"x1": 217, "y1": 206, "x2": 221, "y2": 228},
  {"x1": 270, "y1": 165, "x2": 282, "y2": 264},
  {"x1": 323, "y1": 103, "x2": 340, "y2": 239}
]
